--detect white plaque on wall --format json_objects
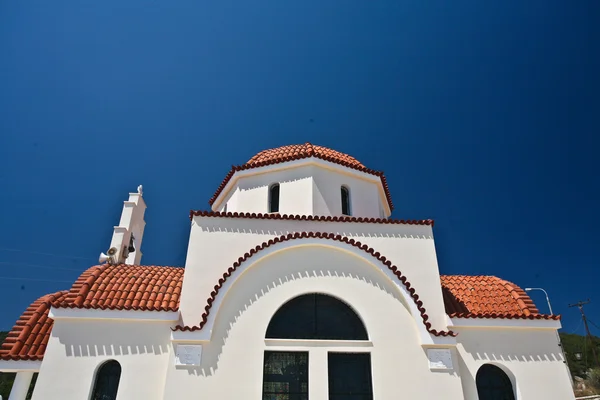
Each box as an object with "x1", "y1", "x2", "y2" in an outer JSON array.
[
  {"x1": 175, "y1": 345, "x2": 202, "y2": 366},
  {"x1": 427, "y1": 348, "x2": 453, "y2": 370}
]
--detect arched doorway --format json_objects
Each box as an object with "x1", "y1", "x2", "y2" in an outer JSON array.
[
  {"x1": 262, "y1": 293, "x2": 373, "y2": 400},
  {"x1": 476, "y1": 364, "x2": 516, "y2": 400}
]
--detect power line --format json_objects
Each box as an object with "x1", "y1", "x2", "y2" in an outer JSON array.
[
  {"x1": 0, "y1": 276, "x2": 74, "y2": 283},
  {"x1": 587, "y1": 318, "x2": 600, "y2": 333},
  {"x1": 0, "y1": 261, "x2": 84, "y2": 272},
  {"x1": 569, "y1": 299, "x2": 600, "y2": 368},
  {"x1": 0, "y1": 247, "x2": 95, "y2": 261},
  {"x1": 569, "y1": 317, "x2": 584, "y2": 335}
]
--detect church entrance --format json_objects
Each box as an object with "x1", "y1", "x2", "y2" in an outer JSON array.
[{"x1": 262, "y1": 294, "x2": 373, "y2": 400}]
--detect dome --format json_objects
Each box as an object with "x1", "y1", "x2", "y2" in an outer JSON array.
[
  {"x1": 209, "y1": 142, "x2": 394, "y2": 213},
  {"x1": 246, "y1": 143, "x2": 366, "y2": 169}
]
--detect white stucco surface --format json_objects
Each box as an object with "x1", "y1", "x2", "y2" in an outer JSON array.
[
  {"x1": 180, "y1": 216, "x2": 449, "y2": 333},
  {"x1": 455, "y1": 328, "x2": 574, "y2": 399},
  {"x1": 31, "y1": 319, "x2": 172, "y2": 400},
  {"x1": 166, "y1": 246, "x2": 464, "y2": 399},
  {"x1": 214, "y1": 160, "x2": 389, "y2": 218},
  {"x1": 2, "y1": 155, "x2": 574, "y2": 400}
]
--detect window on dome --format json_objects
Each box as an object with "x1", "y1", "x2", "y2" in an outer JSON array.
[
  {"x1": 341, "y1": 186, "x2": 351, "y2": 216},
  {"x1": 476, "y1": 364, "x2": 515, "y2": 400},
  {"x1": 269, "y1": 183, "x2": 280, "y2": 213},
  {"x1": 90, "y1": 360, "x2": 121, "y2": 400}
]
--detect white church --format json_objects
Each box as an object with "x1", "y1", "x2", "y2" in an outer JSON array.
[{"x1": 0, "y1": 143, "x2": 574, "y2": 399}]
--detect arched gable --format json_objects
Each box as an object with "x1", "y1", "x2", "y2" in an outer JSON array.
[{"x1": 173, "y1": 232, "x2": 456, "y2": 340}]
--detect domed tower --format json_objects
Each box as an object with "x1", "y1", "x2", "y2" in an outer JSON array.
[{"x1": 209, "y1": 143, "x2": 393, "y2": 218}]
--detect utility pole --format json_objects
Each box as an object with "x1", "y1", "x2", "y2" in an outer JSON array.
[{"x1": 569, "y1": 299, "x2": 600, "y2": 369}]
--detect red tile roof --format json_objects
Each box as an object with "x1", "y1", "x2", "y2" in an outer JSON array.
[
  {"x1": 0, "y1": 264, "x2": 558, "y2": 362},
  {"x1": 441, "y1": 275, "x2": 559, "y2": 320},
  {"x1": 247, "y1": 143, "x2": 366, "y2": 169},
  {"x1": 0, "y1": 291, "x2": 68, "y2": 361},
  {"x1": 209, "y1": 143, "x2": 394, "y2": 211},
  {"x1": 52, "y1": 264, "x2": 184, "y2": 311},
  {"x1": 189, "y1": 210, "x2": 434, "y2": 226}
]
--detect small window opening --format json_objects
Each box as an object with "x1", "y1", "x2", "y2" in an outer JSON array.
[
  {"x1": 269, "y1": 184, "x2": 280, "y2": 213},
  {"x1": 341, "y1": 186, "x2": 351, "y2": 216},
  {"x1": 91, "y1": 360, "x2": 121, "y2": 400},
  {"x1": 476, "y1": 364, "x2": 515, "y2": 400}
]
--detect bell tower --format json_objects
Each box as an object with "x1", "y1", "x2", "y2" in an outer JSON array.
[{"x1": 99, "y1": 185, "x2": 147, "y2": 265}]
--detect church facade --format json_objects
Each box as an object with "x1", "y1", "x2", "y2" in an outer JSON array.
[{"x1": 0, "y1": 144, "x2": 574, "y2": 399}]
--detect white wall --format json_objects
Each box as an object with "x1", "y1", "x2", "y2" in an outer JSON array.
[
  {"x1": 216, "y1": 161, "x2": 387, "y2": 218},
  {"x1": 165, "y1": 246, "x2": 465, "y2": 399},
  {"x1": 30, "y1": 217, "x2": 574, "y2": 400},
  {"x1": 180, "y1": 216, "x2": 449, "y2": 332},
  {"x1": 311, "y1": 166, "x2": 382, "y2": 217},
  {"x1": 455, "y1": 328, "x2": 575, "y2": 400},
  {"x1": 32, "y1": 319, "x2": 172, "y2": 400}
]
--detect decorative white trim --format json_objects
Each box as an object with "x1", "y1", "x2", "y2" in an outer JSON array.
[
  {"x1": 0, "y1": 360, "x2": 42, "y2": 372},
  {"x1": 49, "y1": 307, "x2": 179, "y2": 322},
  {"x1": 211, "y1": 157, "x2": 391, "y2": 216},
  {"x1": 171, "y1": 330, "x2": 210, "y2": 343},
  {"x1": 185, "y1": 238, "x2": 454, "y2": 347},
  {"x1": 420, "y1": 335, "x2": 458, "y2": 348},
  {"x1": 449, "y1": 317, "x2": 562, "y2": 329},
  {"x1": 264, "y1": 339, "x2": 373, "y2": 348},
  {"x1": 264, "y1": 339, "x2": 373, "y2": 352}
]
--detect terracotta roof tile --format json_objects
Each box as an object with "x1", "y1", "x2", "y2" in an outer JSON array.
[
  {"x1": 440, "y1": 275, "x2": 560, "y2": 320},
  {"x1": 1, "y1": 266, "x2": 558, "y2": 363},
  {"x1": 247, "y1": 143, "x2": 366, "y2": 168},
  {"x1": 52, "y1": 264, "x2": 184, "y2": 311},
  {"x1": 0, "y1": 291, "x2": 68, "y2": 361},
  {"x1": 209, "y1": 143, "x2": 394, "y2": 211},
  {"x1": 189, "y1": 210, "x2": 433, "y2": 226}
]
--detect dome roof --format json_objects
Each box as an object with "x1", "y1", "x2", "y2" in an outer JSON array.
[
  {"x1": 209, "y1": 142, "x2": 394, "y2": 210},
  {"x1": 246, "y1": 143, "x2": 366, "y2": 169}
]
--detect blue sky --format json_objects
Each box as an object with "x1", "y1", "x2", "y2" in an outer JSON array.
[{"x1": 0, "y1": 1, "x2": 598, "y2": 334}]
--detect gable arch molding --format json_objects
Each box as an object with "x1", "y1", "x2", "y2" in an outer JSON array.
[{"x1": 173, "y1": 232, "x2": 457, "y2": 341}]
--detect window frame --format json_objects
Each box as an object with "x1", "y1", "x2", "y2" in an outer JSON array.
[
  {"x1": 475, "y1": 363, "x2": 516, "y2": 400},
  {"x1": 268, "y1": 183, "x2": 280, "y2": 213},
  {"x1": 341, "y1": 186, "x2": 351, "y2": 216},
  {"x1": 90, "y1": 359, "x2": 121, "y2": 400},
  {"x1": 327, "y1": 352, "x2": 373, "y2": 400},
  {"x1": 263, "y1": 293, "x2": 373, "y2": 400},
  {"x1": 262, "y1": 350, "x2": 309, "y2": 400},
  {"x1": 265, "y1": 293, "x2": 369, "y2": 341}
]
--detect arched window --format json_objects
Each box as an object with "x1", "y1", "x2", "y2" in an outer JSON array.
[
  {"x1": 91, "y1": 360, "x2": 121, "y2": 400},
  {"x1": 269, "y1": 183, "x2": 280, "y2": 213},
  {"x1": 266, "y1": 293, "x2": 368, "y2": 340},
  {"x1": 263, "y1": 294, "x2": 371, "y2": 399},
  {"x1": 341, "y1": 186, "x2": 351, "y2": 216},
  {"x1": 476, "y1": 364, "x2": 515, "y2": 400}
]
